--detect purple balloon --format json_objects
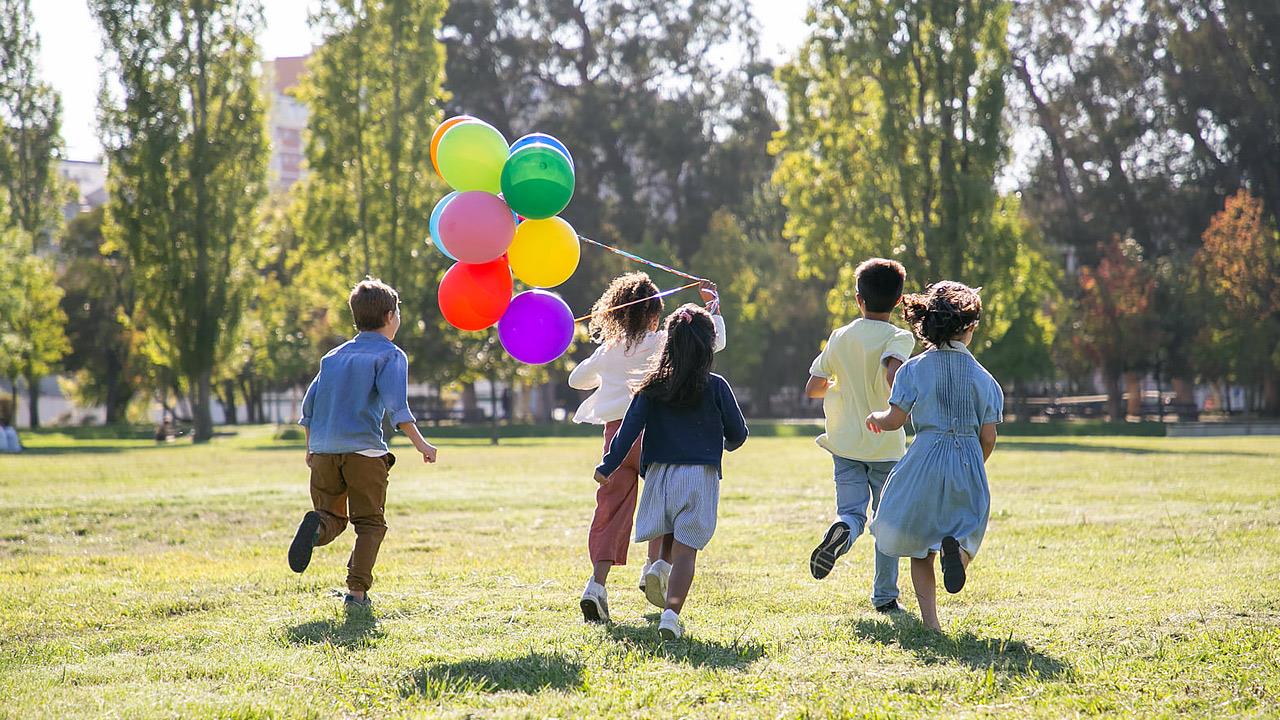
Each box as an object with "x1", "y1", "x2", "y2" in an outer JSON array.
[{"x1": 499, "y1": 290, "x2": 575, "y2": 365}]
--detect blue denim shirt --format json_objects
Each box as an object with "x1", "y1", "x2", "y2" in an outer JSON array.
[{"x1": 298, "y1": 332, "x2": 416, "y2": 454}]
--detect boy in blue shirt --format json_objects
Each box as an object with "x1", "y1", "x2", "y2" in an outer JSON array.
[{"x1": 288, "y1": 278, "x2": 438, "y2": 609}]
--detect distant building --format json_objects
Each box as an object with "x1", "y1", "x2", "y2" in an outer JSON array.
[
  {"x1": 263, "y1": 55, "x2": 310, "y2": 193},
  {"x1": 58, "y1": 159, "x2": 107, "y2": 218}
]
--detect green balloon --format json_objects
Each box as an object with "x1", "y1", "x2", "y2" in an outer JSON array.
[
  {"x1": 500, "y1": 144, "x2": 575, "y2": 220},
  {"x1": 437, "y1": 121, "x2": 508, "y2": 193}
]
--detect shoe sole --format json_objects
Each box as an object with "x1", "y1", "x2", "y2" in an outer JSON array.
[
  {"x1": 658, "y1": 626, "x2": 681, "y2": 641},
  {"x1": 288, "y1": 511, "x2": 323, "y2": 573},
  {"x1": 580, "y1": 598, "x2": 607, "y2": 624},
  {"x1": 643, "y1": 570, "x2": 666, "y2": 609},
  {"x1": 940, "y1": 536, "x2": 966, "y2": 594},
  {"x1": 810, "y1": 522, "x2": 850, "y2": 580}
]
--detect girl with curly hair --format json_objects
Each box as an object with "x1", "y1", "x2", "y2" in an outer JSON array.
[
  {"x1": 864, "y1": 281, "x2": 1004, "y2": 631},
  {"x1": 569, "y1": 272, "x2": 724, "y2": 624},
  {"x1": 594, "y1": 304, "x2": 747, "y2": 639}
]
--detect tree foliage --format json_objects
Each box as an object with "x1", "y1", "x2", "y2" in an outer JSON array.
[{"x1": 94, "y1": 0, "x2": 269, "y2": 441}]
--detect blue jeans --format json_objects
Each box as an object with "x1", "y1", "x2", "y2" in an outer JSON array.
[{"x1": 833, "y1": 455, "x2": 900, "y2": 606}]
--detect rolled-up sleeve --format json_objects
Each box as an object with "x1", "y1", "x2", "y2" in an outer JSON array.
[
  {"x1": 711, "y1": 314, "x2": 727, "y2": 353},
  {"x1": 376, "y1": 350, "x2": 417, "y2": 427},
  {"x1": 568, "y1": 346, "x2": 605, "y2": 390},
  {"x1": 298, "y1": 372, "x2": 319, "y2": 427}
]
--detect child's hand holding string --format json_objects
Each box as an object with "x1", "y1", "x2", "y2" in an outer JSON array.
[{"x1": 698, "y1": 280, "x2": 720, "y2": 314}]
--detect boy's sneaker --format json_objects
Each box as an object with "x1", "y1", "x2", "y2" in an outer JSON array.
[
  {"x1": 288, "y1": 511, "x2": 323, "y2": 573},
  {"x1": 642, "y1": 560, "x2": 671, "y2": 609},
  {"x1": 580, "y1": 580, "x2": 610, "y2": 623},
  {"x1": 658, "y1": 609, "x2": 684, "y2": 640},
  {"x1": 343, "y1": 593, "x2": 373, "y2": 611},
  {"x1": 638, "y1": 561, "x2": 652, "y2": 592},
  {"x1": 810, "y1": 521, "x2": 851, "y2": 580},
  {"x1": 940, "y1": 536, "x2": 966, "y2": 594},
  {"x1": 874, "y1": 599, "x2": 904, "y2": 614}
]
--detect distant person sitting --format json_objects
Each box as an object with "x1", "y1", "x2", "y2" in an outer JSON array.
[{"x1": 0, "y1": 403, "x2": 21, "y2": 454}]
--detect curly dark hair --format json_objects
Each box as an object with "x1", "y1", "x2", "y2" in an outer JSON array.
[
  {"x1": 901, "y1": 281, "x2": 983, "y2": 349},
  {"x1": 588, "y1": 272, "x2": 664, "y2": 351},
  {"x1": 636, "y1": 304, "x2": 716, "y2": 408}
]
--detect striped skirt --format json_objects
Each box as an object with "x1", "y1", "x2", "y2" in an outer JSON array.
[{"x1": 634, "y1": 463, "x2": 720, "y2": 550}]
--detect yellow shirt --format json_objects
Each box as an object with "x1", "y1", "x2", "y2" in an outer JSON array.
[{"x1": 809, "y1": 318, "x2": 916, "y2": 462}]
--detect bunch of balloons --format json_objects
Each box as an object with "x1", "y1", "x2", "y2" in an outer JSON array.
[{"x1": 428, "y1": 116, "x2": 579, "y2": 365}]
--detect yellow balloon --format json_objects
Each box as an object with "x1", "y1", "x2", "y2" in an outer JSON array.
[{"x1": 507, "y1": 217, "x2": 580, "y2": 288}]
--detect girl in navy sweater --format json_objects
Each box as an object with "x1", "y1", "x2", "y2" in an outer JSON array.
[{"x1": 595, "y1": 304, "x2": 748, "y2": 639}]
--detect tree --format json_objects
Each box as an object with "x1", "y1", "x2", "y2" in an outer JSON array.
[
  {"x1": 0, "y1": 196, "x2": 69, "y2": 426},
  {"x1": 1074, "y1": 238, "x2": 1157, "y2": 420},
  {"x1": 94, "y1": 0, "x2": 269, "y2": 441},
  {"x1": 773, "y1": 0, "x2": 1052, "y2": 370},
  {"x1": 297, "y1": 0, "x2": 451, "y2": 384},
  {"x1": 1197, "y1": 190, "x2": 1280, "y2": 415},
  {"x1": 56, "y1": 207, "x2": 144, "y2": 424},
  {"x1": 0, "y1": 0, "x2": 65, "y2": 252}
]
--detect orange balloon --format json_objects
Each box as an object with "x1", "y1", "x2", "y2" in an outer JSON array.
[{"x1": 431, "y1": 115, "x2": 475, "y2": 178}]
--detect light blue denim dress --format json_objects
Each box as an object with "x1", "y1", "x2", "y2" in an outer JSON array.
[{"x1": 869, "y1": 342, "x2": 1004, "y2": 560}]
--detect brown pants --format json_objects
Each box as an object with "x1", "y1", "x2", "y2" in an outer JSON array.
[
  {"x1": 588, "y1": 420, "x2": 643, "y2": 565},
  {"x1": 309, "y1": 452, "x2": 394, "y2": 592}
]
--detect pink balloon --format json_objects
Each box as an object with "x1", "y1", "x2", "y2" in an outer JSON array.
[{"x1": 438, "y1": 191, "x2": 517, "y2": 264}]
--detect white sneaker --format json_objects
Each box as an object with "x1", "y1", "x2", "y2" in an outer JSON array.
[
  {"x1": 658, "y1": 609, "x2": 683, "y2": 640},
  {"x1": 638, "y1": 561, "x2": 652, "y2": 592},
  {"x1": 642, "y1": 560, "x2": 671, "y2": 609},
  {"x1": 580, "y1": 579, "x2": 610, "y2": 623}
]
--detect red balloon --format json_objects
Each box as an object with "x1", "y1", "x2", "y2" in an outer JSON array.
[{"x1": 438, "y1": 258, "x2": 513, "y2": 331}]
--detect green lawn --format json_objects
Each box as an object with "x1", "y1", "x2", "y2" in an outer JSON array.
[{"x1": 2, "y1": 428, "x2": 1278, "y2": 718}]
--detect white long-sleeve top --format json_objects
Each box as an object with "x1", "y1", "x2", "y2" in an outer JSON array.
[{"x1": 568, "y1": 314, "x2": 727, "y2": 424}]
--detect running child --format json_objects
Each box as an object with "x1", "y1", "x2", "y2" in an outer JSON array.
[
  {"x1": 595, "y1": 304, "x2": 747, "y2": 639},
  {"x1": 569, "y1": 272, "x2": 724, "y2": 622},
  {"x1": 287, "y1": 278, "x2": 438, "y2": 610},
  {"x1": 865, "y1": 281, "x2": 1003, "y2": 631},
  {"x1": 805, "y1": 258, "x2": 915, "y2": 613}
]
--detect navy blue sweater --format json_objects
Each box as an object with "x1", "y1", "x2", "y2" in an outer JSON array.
[{"x1": 596, "y1": 373, "x2": 748, "y2": 478}]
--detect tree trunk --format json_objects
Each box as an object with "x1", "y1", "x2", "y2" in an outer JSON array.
[
  {"x1": 1124, "y1": 372, "x2": 1143, "y2": 420},
  {"x1": 26, "y1": 374, "x2": 40, "y2": 428},
  {"x1": 219, "y1": 380, "x2": 239, "y2": 425},
  {"x1": 192, "y1": 371, "x2": 214, "y2": 443},
  {"x1": 461, "y1": 382, "x2": 480, "y2": 422},
  {"x1": 488, "y1": 374, "x2": 499, "y2": 446},
  {"x1": 1105, "y1": 371, "x2": 1124, "y2": 422},
  {"x1": 1263, "y1": 370, "x2": 1278, "y2": 417}
]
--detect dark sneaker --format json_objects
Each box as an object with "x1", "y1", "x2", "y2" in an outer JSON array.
[
  {"x1": 810, "y1": 521, "x2": 851, "y2": 580},
  {"x1": 940, "y1": 536, "x2": 966, "y2": 594},
  {"x1": 874, "y1": 600, "x2": 904, "y2": 614},
  {"x1": 288, "y1": 511, "x2": 323, "y2": 573},
  {"x1": 343, "y1": 593, "x2": 373, "y2": 610}
]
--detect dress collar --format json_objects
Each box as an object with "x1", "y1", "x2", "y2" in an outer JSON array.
[{"x1": 939, "y1": 340, "x2": 974, "y2": 356}]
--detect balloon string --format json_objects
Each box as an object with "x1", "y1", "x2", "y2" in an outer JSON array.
[
  {"x1": 574, "y1": 281, "x2": 702, "y2": 323},
  {"x1": 577, "y1": 235, "x2": 706, "y2": 282}
]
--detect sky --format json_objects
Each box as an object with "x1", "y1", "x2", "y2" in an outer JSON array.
[{"x1": 33, "y1": 0, "x2": 811, "y2": 162}]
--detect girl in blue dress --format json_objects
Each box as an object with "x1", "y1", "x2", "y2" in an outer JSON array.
[{"x1": 865, "y1": 281, "x2": 1003, "y2": 631}]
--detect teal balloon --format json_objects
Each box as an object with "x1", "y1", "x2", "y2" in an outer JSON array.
[
  {"x1": 500, "y1": 144, "x2": 575, "y2": 220},
  {"x1": 428, "y1": 192, "x2": 459, "y2": 260}
]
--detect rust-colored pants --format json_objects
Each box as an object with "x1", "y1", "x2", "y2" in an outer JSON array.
[
  {"x1": 588, "y1": 420, "x2": 643, "y2": 565},
  {"x1": 308, "y1": 452, "x2": 394, "y2": 592}
]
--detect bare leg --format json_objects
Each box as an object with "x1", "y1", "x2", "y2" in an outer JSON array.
[
  {"x1": 647, "y1": 537, "x2": 665, "y2": 564},
  {"x1": 665, "y1": 539, "x2": 698, "y2": 614},
  {"x1": 592, "y1": 560, "x2": 612, "y2": 586},
  {"x1": 911, "y1": 554, "x2": 940, "y2": 631}
]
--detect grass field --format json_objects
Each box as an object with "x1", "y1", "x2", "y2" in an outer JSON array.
[{"x1": 2, "y1": 428, "x2": 1278, "y2": 718}]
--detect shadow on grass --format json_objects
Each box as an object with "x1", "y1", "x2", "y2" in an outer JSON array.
[
  {"x1": 602, "y1": 614, "x2": 765, "y2": 669},
  {"x1": 401, "y1": 652, "x2": 583, "y2": 697},
  {"x1": 18, "y1": 445, "x2": 132, "y2": 455},
  {"x1": 853, "y1": 614, "x2": 1069, "y2": 679},
  {"x1": 285, "y1": 611, "x2": 384, "y2": 648},
  {"x1": 1001, "y1": 440, "x2": 1265, "y2": 457}
]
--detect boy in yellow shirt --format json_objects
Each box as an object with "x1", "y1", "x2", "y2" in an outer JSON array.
[{"x1": 805, "y1": 259, "x2": 914, "y2": 612}]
